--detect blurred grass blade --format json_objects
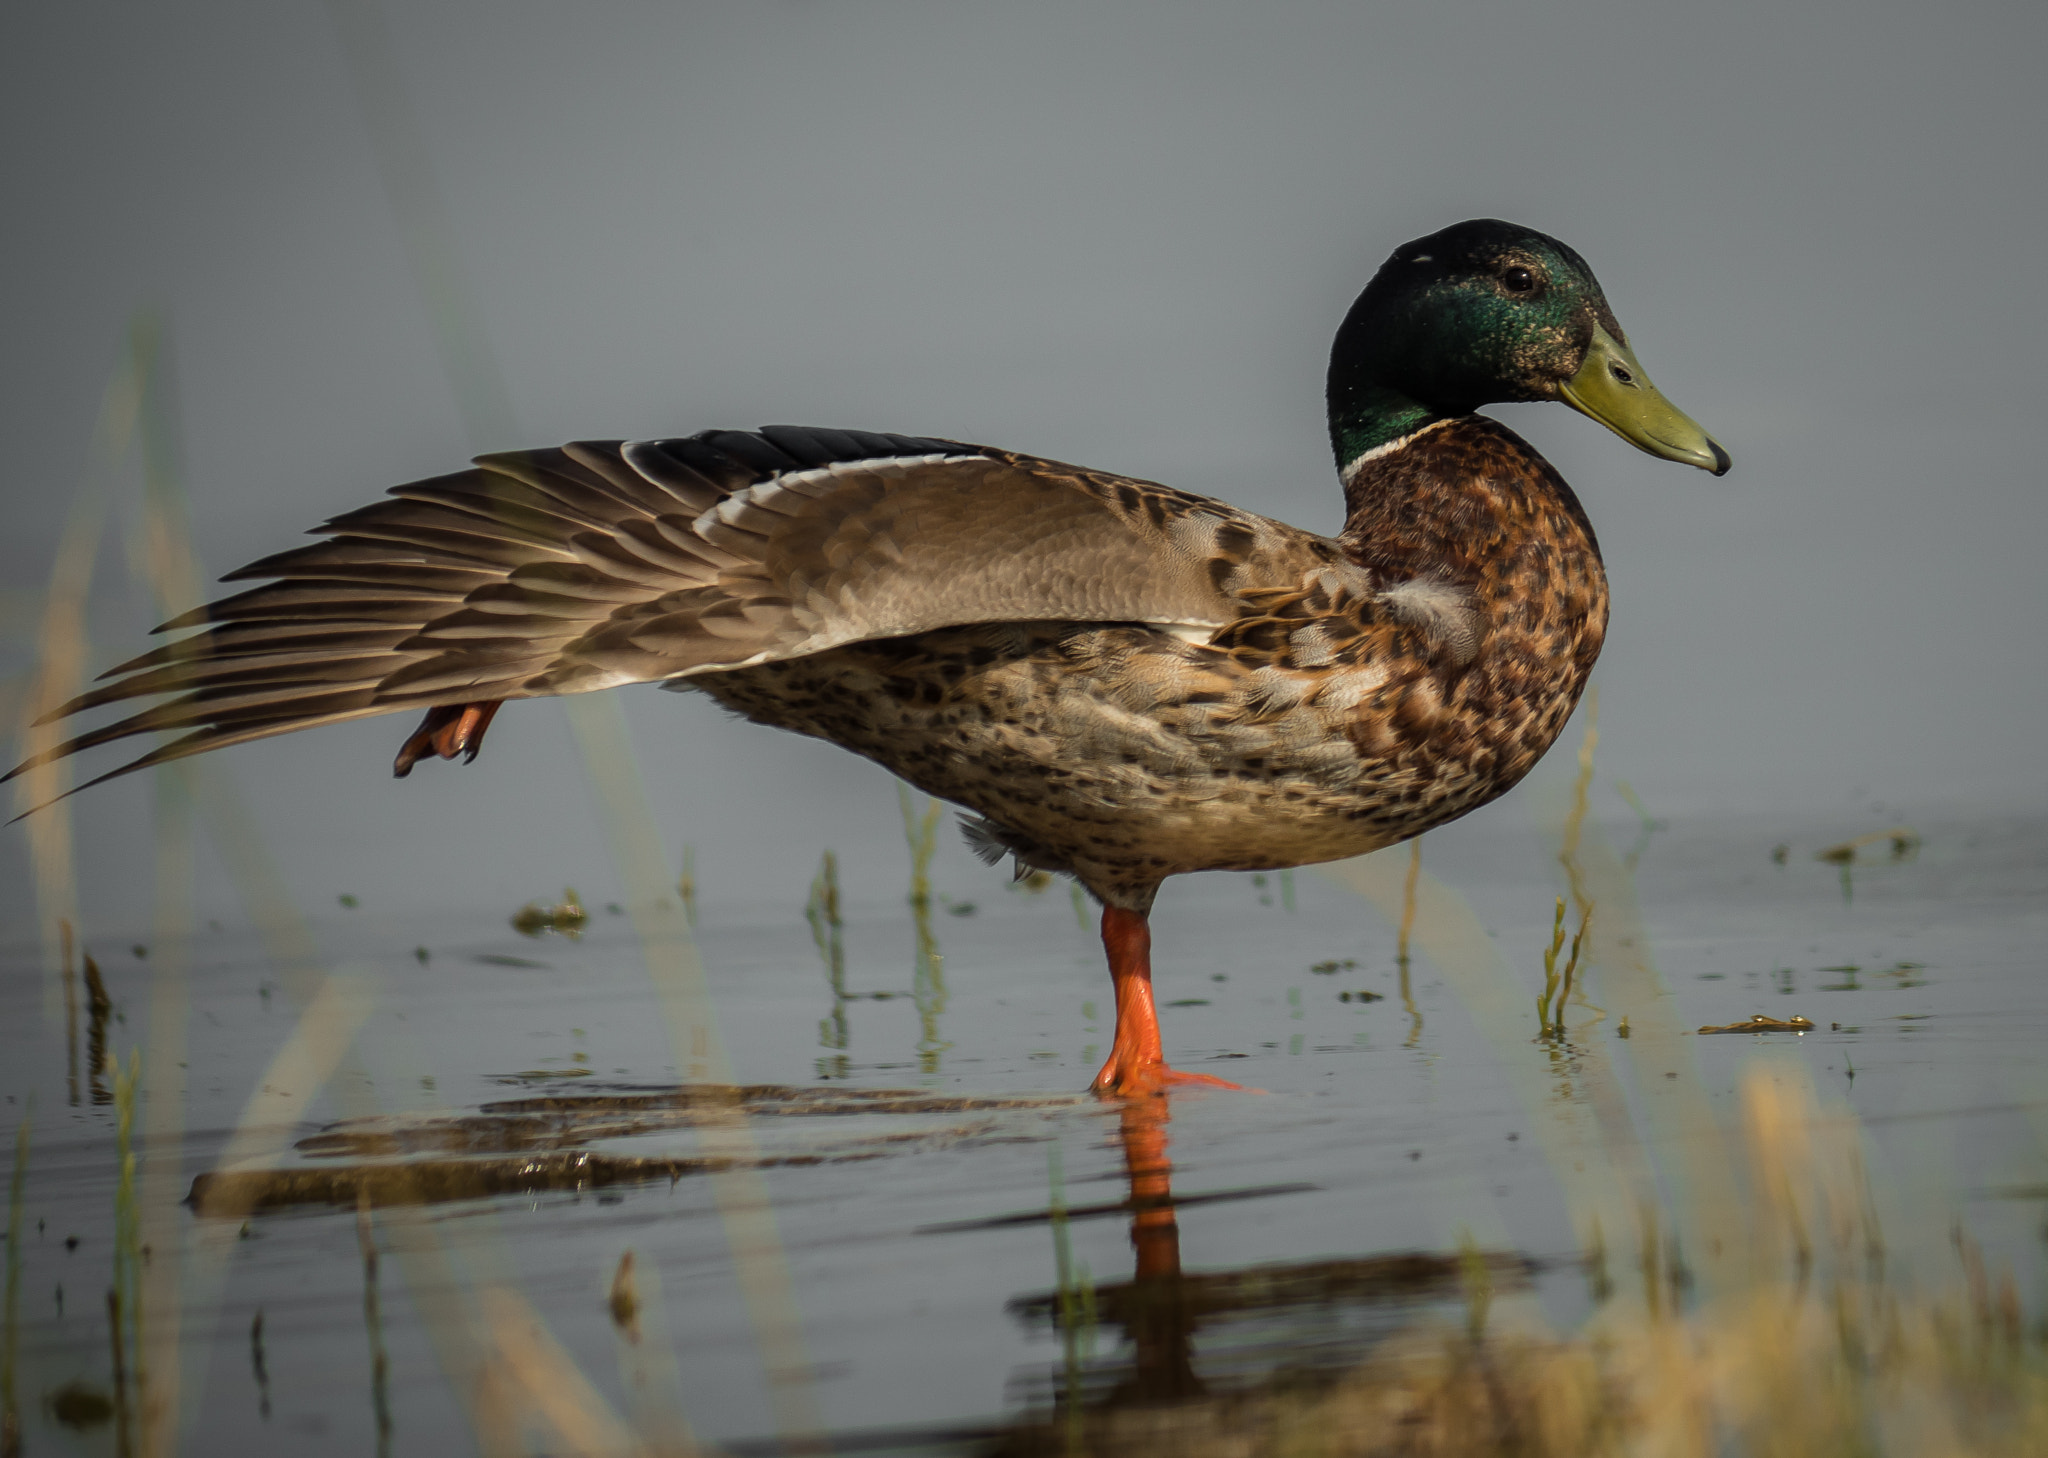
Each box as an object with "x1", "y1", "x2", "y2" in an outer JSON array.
[
  {"x1": 13, "y1": 344, "x2": 143, "y2": 1020},
  {"x1": 478, "y1": 1286, "x2": 654, "y2": 1458}
]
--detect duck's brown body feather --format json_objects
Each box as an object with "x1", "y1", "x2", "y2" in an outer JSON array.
[{"x1": 699, "y1": 416, "x2": 1607, "y2": 909}]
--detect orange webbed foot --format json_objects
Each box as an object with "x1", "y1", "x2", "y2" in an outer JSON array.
[{"x1": 1090, "y1": 1059, "x2": 1251, "y2": 1098}]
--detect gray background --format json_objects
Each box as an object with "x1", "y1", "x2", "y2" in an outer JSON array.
[{"x1": 4, "y1": 0, "x2": 2044, "y2": 928}]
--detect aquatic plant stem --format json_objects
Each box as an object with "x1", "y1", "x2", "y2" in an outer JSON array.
[
  {"x1": 357, "y1": 1194, "x2": 393, "y2": 1458},
  {"x1": 897, "y1": 781, "x2": 941, "y2": 912},
  {"x1": 807, "y1": 852, "x2": 849, "y2": 1057},
  {"x1": 1046, "y1": 1143, "x2": 1090, "y2": 1440},
  {"x1": 111, "y1": 1051, "x2": 140, "y2": 1457},
  {"x1": 1536, "y1": 899, "x2": 1592, "y2": 1036},
  {"x1": 1398, "y1": 838, "x2": 1424, "y2": 1046},
  {"x1": 1537, "y1": 898, "x2": 1568, "y2": 1032},
  {"x1": 911, "y1": 899, "x2": 948, "y2": 1073},
  {"x1": 899, "y1": 783, "x2": 950, "y2": 1071},
  {"x1": 108, "y1": 1288, "x2": 132, "y2": 1458},
  {"x1": 1, "y1": 1114, "x2": 27, "y2": 1458}
]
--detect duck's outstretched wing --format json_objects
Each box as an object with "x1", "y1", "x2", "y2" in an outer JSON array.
[{"x1": 9, "y1": 425, "x2": 1336, "y2": 791}]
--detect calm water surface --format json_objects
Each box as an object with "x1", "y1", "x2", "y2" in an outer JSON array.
[{"x1": 3, "y1": 804, "x2": 2045, "y2": 1453}]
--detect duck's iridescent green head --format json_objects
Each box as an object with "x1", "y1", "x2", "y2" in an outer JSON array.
[{"x1": 1328, "y1": 218, "x2": 1728, "y2": 479}]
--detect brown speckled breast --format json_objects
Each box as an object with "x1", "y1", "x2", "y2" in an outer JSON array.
[{"x1": 696, "y1": 415, "x2": 1606, "y2": 911}]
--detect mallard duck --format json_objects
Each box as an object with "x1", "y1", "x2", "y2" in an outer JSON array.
[{"x1": 11, "y1": 218, "x2": 1725, "y2": 1094}]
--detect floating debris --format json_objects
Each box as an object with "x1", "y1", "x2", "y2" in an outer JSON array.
[
  {"x1": 608, "y1": 1252, "x2": 640, "y2": 1340},
  {"x1": 1815, "y1": 827, "x2": 1920, "y2": 865},
  {"x1": 1310, "y1": 959, "x2": 1358, "y2": 977},
  {"x1": 510, "y1": 889, "x2": 588, "y2": 938},
  {"x1": 189, "y1": 1084, "x2": 1073, "y2": 1216},
  {"x1": 677, "y1": 845, "x2": 697, "y2": 928},
  {"x1": 191, "y1": 1146, "x2": 872, "y2": 1215},
  {"x1": 45, "y1": 1381, "x2": 113, "y2": 1431},
  {"x1": 1697, "y1": 1015, "x2": 1816, "y2": 1035}
]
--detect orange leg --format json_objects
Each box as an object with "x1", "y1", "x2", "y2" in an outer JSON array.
[
  {"x1": 1092, "y1": 905, "x2": 1245, "y2": 1096},
  {"x1": 392, "y1": 700, "x2": 504, "y2": 778}
]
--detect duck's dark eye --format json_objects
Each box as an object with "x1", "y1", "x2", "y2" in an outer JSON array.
[{"x1": 1502, "y1": 266, "x2": 1537, "y2": 294}]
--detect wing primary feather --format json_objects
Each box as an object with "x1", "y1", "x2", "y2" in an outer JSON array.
[
  {"x1": 157, "y1": 586, "x2": 466, "y2": 631},
  {"x1": 10, "y1": 428, "x2": 1340, "y2": 795},
  {"x1": 99, "y1": 625, "x2": 411, "y2": 678}
]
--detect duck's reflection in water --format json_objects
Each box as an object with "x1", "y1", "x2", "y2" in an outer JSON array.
[
  {"x1": 982, "y1": 1092, "x2": 1535, "y2": 1455},
  {"x1": 1113, "y1": 1095, "x2": 1200, "y2": 1402}
]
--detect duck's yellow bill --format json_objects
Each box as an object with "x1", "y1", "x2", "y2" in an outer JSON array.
[{"x1": 1561, "y1": 325, "x2": 1730, "y2": 475}]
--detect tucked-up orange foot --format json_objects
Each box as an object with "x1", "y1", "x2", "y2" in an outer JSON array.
[
  {"x1": 392, "y1": 700, "x2": 504, "y2": 778},
  {"x1": 1091, "y1": 905, "x2": 1249, "y2": 1096}
]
